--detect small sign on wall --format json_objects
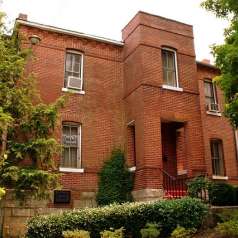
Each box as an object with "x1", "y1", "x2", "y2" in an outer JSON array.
[{"x1": 54, "y1": 190, "x2": 71, "y2": 204}]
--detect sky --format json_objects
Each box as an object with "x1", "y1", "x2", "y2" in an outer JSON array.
[{"x1": 1, "y1": 0, "x2": 228, "y2": 62}]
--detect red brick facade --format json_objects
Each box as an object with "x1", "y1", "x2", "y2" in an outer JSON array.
[{"x1": 17, "y1": 11, "x2": 238, "y2": 203}]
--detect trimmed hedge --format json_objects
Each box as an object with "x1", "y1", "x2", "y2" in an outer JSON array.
[
  {"x1": 209, "y1": 183, "x2": 236, "y2": 206},
  {"x1": 26, "y1": 197, "x2": 208, "y2": 238}
]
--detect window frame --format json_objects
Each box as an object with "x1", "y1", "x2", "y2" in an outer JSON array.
[
  {"x1": 210, "y1": 139, "x2": 225, "y2": 177},
  {"x1": 64, "y1": 50, "x2": 84, "y2": 92},
  {"x1": 204, "y1": 79, "x2": 219, "y2": 111},
  {"x1": 60, "y1": 122, "x2": 83, "y2": 172},
  {"x1": 161, "y1": 47, "x2": 180, "y2": 89}
]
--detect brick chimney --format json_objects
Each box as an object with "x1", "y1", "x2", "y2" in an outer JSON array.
[
  {"x1": 17, "y1": 13, "x2": 28, "y2": 21},
  {"x1": 201, "y1": 59, "x2": 210, "y2": 64}
]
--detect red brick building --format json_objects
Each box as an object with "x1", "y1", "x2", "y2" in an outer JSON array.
[{"x1": 16, "y1": 11, "x2": 238, "y2": 205}]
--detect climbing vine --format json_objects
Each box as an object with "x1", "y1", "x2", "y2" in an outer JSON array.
[{"x1": 0, "y1": 12, "x2": 64, "y2": 199}]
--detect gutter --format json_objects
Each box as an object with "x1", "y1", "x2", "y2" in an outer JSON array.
[{"x1": 16, "y1": 19, "x2": 124, "y2": 47}]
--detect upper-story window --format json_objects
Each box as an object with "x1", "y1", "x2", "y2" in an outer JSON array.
[
  {"x1": 162, "y1": 48, "x2": 179, "y2": 88},
  {"x1": 61, "y1": 123, "x2": 81, "y2": 169},
  {"x1": 210, "y1": 139, "x2": 225, "y2": 176},
  {"x1": 64, "y1": 51, "x2": 83, "y2": 91},
  {"x1": 204, "y1": 80, "x2": 219, "y2": 112}
]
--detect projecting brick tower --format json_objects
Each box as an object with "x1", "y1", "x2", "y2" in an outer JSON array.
[{"x1": 123, "y1": 12, "x2": 206, "y2": 201}]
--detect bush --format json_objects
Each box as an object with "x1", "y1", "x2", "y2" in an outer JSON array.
[
  {"x1": 170, "y1": 226, "x2": 196, "y2": 238},
  {"x1": 234, "y1": 186, "x2": 238, "y2": 205},
  {"x1": 216, "y1": 209, "x2": 238, "y2": 223},
  {"x1": 100, "y1": 228, "x2": 124, "y2": 238},
  {"x1": 187, "y1": 176, "x2": 211, "y2": 199},
  {"x1": 209, "y1": 182, "x2": 236, "y2": 206},
  {"x1": 96, "y1": 149, "x2": 133, "y2": 206},
  {"x1": 26, "y1": 197, "x2": 208, "y2": 238},
  {"x1": 215, "y1": 220, "x2": 238, "y2": 238},
  {"x1": 63, "y1": 230, "x2": 90, "y2": 238},
  {"x1": 140, "y1": 223, "x2": 161, "y2": 238}
]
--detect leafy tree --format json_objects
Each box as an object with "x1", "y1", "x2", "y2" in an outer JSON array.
[
  {"x1": 0, "y1": 12, "x2": 64, "y2": 199},
  {"x1": 201, "y1": 0, "x2": 238, "y2": 127},
  {"x1": 96, "y1": 149, "x2": 133, "y2": 205}
]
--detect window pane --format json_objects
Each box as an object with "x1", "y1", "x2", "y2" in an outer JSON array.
[
  {"x1": 167, "y1": 52, "x2": 175, "y2": 69},
  {"x1": 162, "y1": 49, "x2": 177, "y2": 87},
  {"x1": 204, "y1": 82, "x2": 213, "y2": 97},
  {"x1": 162, "y1": 51, "x2": 167, "y2": 68},
  {"x1": 62, "y1": 147, "x2": 70, "y2": 167},
  {"x1": 61, "y1": 124, "x2": 80, "y2": 168},
  {"x1": 70, "y1": 147, "x2": 78, "y2": 168},
  {"x1": 211, "y1": 140, "x2": 225, "y2": 176},
  {"x1": 167, "y1": 70, "x2": 176, "y2": 87},
  {"x1": 66, "y1": 53, "x2": 73, "y2": 72},
  {"x1": 65, "y1": 52, "x2": 82, "y2": 89}
]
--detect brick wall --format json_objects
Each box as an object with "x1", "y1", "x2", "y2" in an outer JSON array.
[
  {"x1": 16, "y1": 11, "x2": 238, "y2": 203},
  {"x1": 198, "y1": 64, "x2": 238, "y2": 181}
]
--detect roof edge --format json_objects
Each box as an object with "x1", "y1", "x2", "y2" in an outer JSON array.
[
  {"x1": 16, "y1": 19, "x2": 124, "y2": 46},
  {"x1": 196, "y1": 61, "x2": 218, "y2": 70}
]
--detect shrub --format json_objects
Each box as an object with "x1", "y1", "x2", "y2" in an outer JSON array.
[
  {"x1": 215, "y1": 220, "x2": 238, "y2": 238},
  {"x1": 26, "y1": 197, "x2": 208, "y2": 238},
  {"x1": 234, "y1": 186, "x2": 238, "y2": 205},
  {"x1": 100, "y1": 228, "x2": 124, "y2": 238},
  {"x1": 140, "y1": 223, "x2": 161, "y2": 238},
  {"x1": 187, "y1": 176, "x2": 211, "y2": 199},
  {"x1": 170, "y1": 226, "x2": 196, "y2": 238},
  {"x1": 63, "y1": 230, "x2": 90, "y2": 238},
  {"x1": 96, "y1": 149, "x2": 133, "y2": 205},
  {"x1": 209, "y1": 182, "x2": 236, "y2": 206},
  {"x1": 216, "y1": 209, "x2": 238, "y2": 223}
]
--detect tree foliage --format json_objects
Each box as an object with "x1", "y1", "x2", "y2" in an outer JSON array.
[
  {"x1": 0, "y1": 13, "x2": 64, "y2": 199},
  {"x1": 96, "y1": 149, "x2": 133, "y2": 206},
  {"x1": 201, "y1": 0, "x2": 238, "y2": 127}
]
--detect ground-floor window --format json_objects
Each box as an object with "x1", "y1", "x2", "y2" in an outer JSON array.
[
  {"x1": 210, "y1": 139, "x2": 225, "y2": 176},
  {"x1": 61, "y1": 123, "x2": 81, "y2": 168}
]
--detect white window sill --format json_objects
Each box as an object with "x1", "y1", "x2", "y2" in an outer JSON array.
[
  {"x1": 206, "y1": 111, "x2": 222, "y2": 117},
  {"x1": 212, "y1": 175, "x2": 228, "y2": 180},
  {"x1": 62, "y1": 88, "x2": 85, "y2": 95},
  {"x1": 162, "y1": 85, "x2": 183, "y2": 92},
  {"x1": 177, "y1": 170, "x2": 188, "y2": 176},
  {"x1": 128, "y1": 166, "x2": 136, "y2": 172},
  {"x1": 59, "y1": 167, "x2": 84, "y2": 173}
]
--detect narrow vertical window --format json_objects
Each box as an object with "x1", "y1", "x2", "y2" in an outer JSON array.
[
  {"x1": 210, "y1": 139, "x2": 225, "y2": 176},
  {"x1": 61, "y1": 123, "x2": 81, "y2": 169},
  {"x1": 204, "y1": 80, "x2": 219, "y2": 112},
  {"x1": 162, "y1": 48, "x2": 178, "y2": 87},
  {"x1": 64, "y1": 51, "x2": 83, "y2": 90},
  {"x1": 127, "y1": 124, "x2": 136, "y2": 169}
]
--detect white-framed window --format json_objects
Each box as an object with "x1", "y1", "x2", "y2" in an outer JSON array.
[
  {"x1": 61, "y1": 123, "x2": 81, "y2": 169},
  {"x1": 64, "y1": 51, "x2": 83, "y2": 91},
  {"x1": 162, "y1": 48, "x2": 179, "y2": 88},
  {"x1": 204, "y1": 80, "x2": 219, "y2": 112},
  {"x1": 210, "y1": 139, "x2": 225, "y2": 176}
]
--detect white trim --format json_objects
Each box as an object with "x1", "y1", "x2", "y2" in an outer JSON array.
[
  {"x1": 162, "y1": 85, "x2": 183, "y2": 92},
  {"x1": 62, "y1": 88, "x2": 85, "y2": 95},
  {"x1": 162, "y1": 47, "x2": 180, "y2": 88},
  {"x1": 177, "y1": 170, "x2": 188, "y2": 176},
  {"x1": 212, "y1": 175, "x2": 228, "y2": 180},
  {"x1": 128, "y1": 166, "x2": 136, "y2": 172},
  {"x1": 17, "y1": 19, "x2": 124, "y2": 46},
  {"x1": 65, "y1": 51, "x2": 84, "y2": 91},
  {"x1": 61, "y1": 124, "x2": 82, "y2": 170},
  {"x1": 206, "y1": 111, "x2": 222, "y2": 117},
  {"x1": 235, "y1": 130, "x2": 238, "y2": 160},
  {"x1": 59, "y1": 167, "x2": 84, "y2": 173},
  {"x1": 79, "y1": 125, "x2": 82, "y2": 169}
]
